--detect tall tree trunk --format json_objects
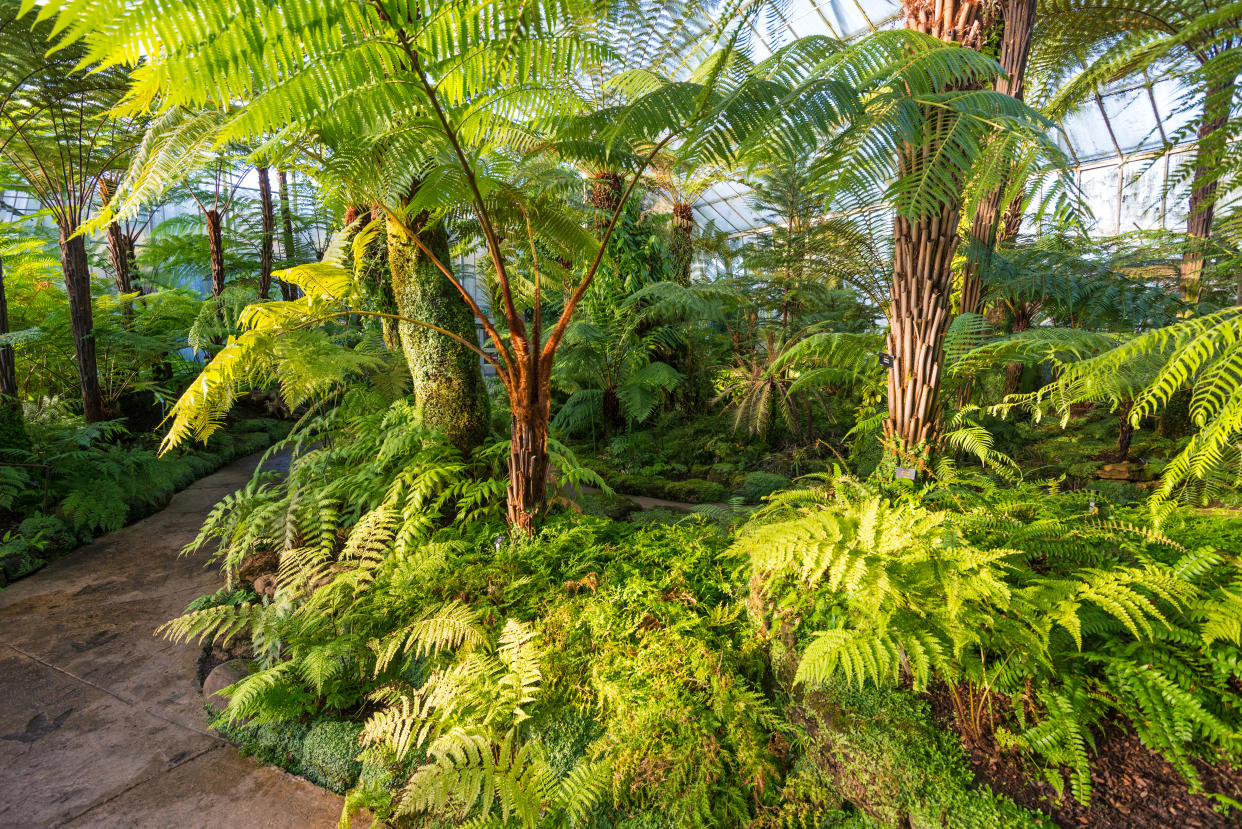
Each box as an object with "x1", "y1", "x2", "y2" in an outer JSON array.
[
  {"x1": 58, "y1": 222, "x2": 104, "y2": 423},
  {"x1": 278, "y1": 169, "x2": 299, "y2": 301},
  {"x1": 385, "y1": 213, "x2": 489, "y2": 454},
  {"x1": 958, "y1": 0, "x2": 1036, "y2": 316},
  {"x1": 0, "y1": 257, "x2": 16, "y2": 397},
  {"x1": 205, "y1": 208, "x2": 225, "y2": 297},
  {"x1": 257, "y1": 166, "x2": 275, "y2": 299},
  {"x1": 1179, "y1": 76, "x2": 1237, "y2": 304},
  {"x1": 507, "y1": 386, "x2": 550, "y2": 534},
  {"x1": 886, "y1": 0, "x2": 987, "y2": 461},
  {"x1": 98, "y1": 178, "x2": 134, "y2": 296},
  {"x1": 671, "y1": 201, "x2": 695, "y2": 286},
  {"x1": 1116, "y1": 399, "x2": 1134, "y2": 462}
]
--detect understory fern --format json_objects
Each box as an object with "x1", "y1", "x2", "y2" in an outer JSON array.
[{"x1": 737, "y1": 472, "x2": 1242, "y2": 805}]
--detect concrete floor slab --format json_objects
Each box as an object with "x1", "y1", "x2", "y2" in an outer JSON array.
[
  {"x1": 0, "y1": 452, "x2": 349, "y2": 829},
  {"x1": 59, "y1": 747, "x2": 345, "y2": 829}
]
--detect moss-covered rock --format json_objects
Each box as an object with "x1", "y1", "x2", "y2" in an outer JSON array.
[
  {"x1": 735, "y1": 471, "x2": 791, "y2": 504},
  {"x1": 664, "y1": 478, "x2": 729, "y2": 504},
  {"x1": 300, "y1": 719, "x2": 364, "y2": 793}
]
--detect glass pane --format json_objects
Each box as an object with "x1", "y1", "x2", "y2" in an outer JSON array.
[{"x1": 1079, "y1": 164, "x2": 1121, "y2": 235}]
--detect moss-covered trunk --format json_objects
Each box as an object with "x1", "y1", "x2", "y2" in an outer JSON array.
[
  {"x1": 357, "y1": 206, "x2": 399, "y2": 351},
  {"x1": 385, "y1": 214, "x2": 489, "y2": 453}
]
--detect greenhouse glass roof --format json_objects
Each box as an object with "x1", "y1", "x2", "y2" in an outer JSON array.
[{"x1": 695, "y1": 0, "x2": 1200, "y2": 236}]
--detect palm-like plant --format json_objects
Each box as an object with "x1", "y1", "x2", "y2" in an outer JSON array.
[
  {"x1": 554, "y1": 279, "x2": 728, "y2": 435},
  {"x1": 0, "y1": 0, "x2": 140, "y2": 422},
  {"x1": 39, "y1": 0, "x2": 1054, "y2": 528},
  {"x1": 1034, "y1": 0, "x2": 1242, "y2": 302},
  {"x1": 715, "y1": 329, "x2": 829, "y2": 441}
]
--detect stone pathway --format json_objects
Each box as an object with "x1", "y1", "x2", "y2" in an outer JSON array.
[{"x1": 0, "y1": 453, "x2": 347, "y2": 829}]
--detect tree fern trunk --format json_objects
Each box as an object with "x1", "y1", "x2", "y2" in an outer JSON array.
[
  {"x1": 507, "y1": 391, "x2": 550, "y2": 534},
  {"x1": 885, "y1": 0, "x2": 987, "y2": 460},
  {"x1": 278, "y1": 169, "x2": 299, "y2": 301},
  {"x1": 671, "y1": 201, "x2": 694, "y2": 286},
  {"x1": 588, "y1": 172, "x2": 622, "y2": 232},
  {"x1": 205, "y1": 207, "x2": 225, "y2": 297},
  {"x1": 99, "y1": 177, "x2": 134, "y2": 296},
  {"x1": 958, "y1": 0, "x2": 1036, "y2": 317},
  {"x1": 0, "y1": 257, "x2": 16, "y2": 397},
  {"x1": 1179, "y1": 76, "x2": 1236, "y2": 304},
  {"x1": 257, "y1": 166, "x2": 275, "y2": 299},
  {"x1": 1117, "y1": 399, "x2": 1134, "y2": 462},
  {"x1": 385, "y1": 213, "x2": 490, "y2": 454},
  {"x1": 58, "y1": 222, "x2": 104, "y2": 423}
]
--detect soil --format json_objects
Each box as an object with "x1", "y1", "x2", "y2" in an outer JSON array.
[
  {"x1": 196, "y1": 641, "x2": 252, "y2": 689},
  {"x1": 927, "y1": 689, "x2": 1242, "y2": 828}
]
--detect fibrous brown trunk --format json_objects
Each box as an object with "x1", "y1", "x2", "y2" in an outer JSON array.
[
  {"x1": 1116, "y1": 399, "x2": 1134, "y2": 462},
  {"x1": 1179, "y1": 77, "x2": 1236, "y2": 304},
  {"x1": 588, "y1": 172, "x2": 623, "y2": 232},
  {"x1": 671, "y1": 201, "x2": 695, "y2": 286},
  {"x1": 99, "y1": 177, "x2": 135, "y2": 296},
  {"x1": 58, "y1": 223, "x2": 104, "y2": 423},
  {"x1": 886, "y1": 0, "x2": 987, "y2": 459},
  {"x1": 601, "y1": 386, "x2": 622, "y2": 431},
  {"x1": 958, "y1": 0, "x2": 1036, "y2": 316},
  {"x1": 0, "y1": 257, "x2": 16, "y2": 397},
  {"x1": 507, "y1": 390, "x2": 551, "y2": 534},
  {"x1": 278, "y1": 169, "x2": 299, "y2": 301},
  {"x1": 887, "y1": 205, "x2": 961, "y2": 453},
  {"x1": 205, "y1": 208, "x2": 225, "y2": 297},
  {"x1": 258, "y1": 166, "x2": 275, "y2": 299}
]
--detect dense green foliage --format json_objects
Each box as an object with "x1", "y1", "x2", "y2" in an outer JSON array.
[
  {"x1": 4, "y1": 0, "x2": 1242, "y2": 822},
  {"x1": 0, "y1": 417, "x2": 287, "y2": 585}
]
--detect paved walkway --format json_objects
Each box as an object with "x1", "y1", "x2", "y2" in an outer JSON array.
[{"x1": 0, "y1": 454, "x2": 346, "y2": 829}]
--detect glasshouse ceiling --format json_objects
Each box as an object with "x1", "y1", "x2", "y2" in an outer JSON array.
[{"x1": 695, "y1": 0, "x2": 1199, "y2": 237}]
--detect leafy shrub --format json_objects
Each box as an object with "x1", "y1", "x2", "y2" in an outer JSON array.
[
  {"x1": 663, "y1": 478, "x2": 729, "y2": 503},
  {"x1": 626, "y1": 507, "x2": 688, "y2": 527},
  {"x1": 0, "y1": 400, "x2": 30, "y2": 455},
  {"x1": 735, "y1": 471, "x2": 791, "y2": 504},
  {"x1": 778, "y1": 677, "x2": 1047, "y2": 828},
  {"x1": 211, "y1": 711, "x2": 310, "y2": 772},
  {"x1": 0, "y1": 529, "x2": 48, "y2": 584},
  {"x1": 1085, "y1": 479, "x2": 1144, "y2": 506},
  {"x1": 0, "y1": 418, "x2": 287, "y2": 585}
]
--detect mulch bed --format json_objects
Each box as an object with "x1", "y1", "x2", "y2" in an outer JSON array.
[{"x1": 926, "y1": 688, "x2": 1242, "y2": 828}]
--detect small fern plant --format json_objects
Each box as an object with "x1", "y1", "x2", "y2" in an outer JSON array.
[{"x1": 356, "y1": 615, "x2": 611, "y2": 828}]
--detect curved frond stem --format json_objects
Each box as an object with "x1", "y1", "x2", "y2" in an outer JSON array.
[
  {"x1": 304, "y1": 311, "x2": 506, "y2": 378},
  {"x1": 543, "y1": 132, "x2": 678, "y2": 365},
  {"x1": 375, "y1": 0, "x2": 527, "y2": 345}
]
